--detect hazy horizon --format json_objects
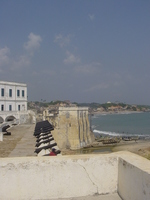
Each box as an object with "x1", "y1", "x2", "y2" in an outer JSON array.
[{"x1": 28, "y1": 99, "x2": 150, "y2": 106}]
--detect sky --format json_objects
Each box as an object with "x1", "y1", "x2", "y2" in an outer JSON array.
[{"x1": 0, "y1": 0, "x2": 150, "y2": 105}]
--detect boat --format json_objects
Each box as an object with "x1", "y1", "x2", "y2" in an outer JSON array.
[
  {"x1": 122, "y1": 136, "x2": 139, "y2": 141},
  {"x1": 102, "y1": 138, "x2": 121, "y2": 144}
]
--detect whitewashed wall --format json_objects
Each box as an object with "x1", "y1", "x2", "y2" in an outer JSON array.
[
  {"x1": 118, "y1": 152, "x2": 150, "y2": 200},
  {"x1": 0, "y1": 81, "x2": 27, "y2": 112},
  {"x1": 0, "y1": 154, "x2": 118, "y2": 200},
  {"x1": 0, "y1": 152, "x2": 150, "y2": 200}
]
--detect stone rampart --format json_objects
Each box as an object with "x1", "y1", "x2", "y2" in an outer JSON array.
[
  {"x1": 0, "y1": 152, "x2": 150, "y2": 200},
  {"x1": 47, "y1": 107, "x2": 95, "y2": 150}
]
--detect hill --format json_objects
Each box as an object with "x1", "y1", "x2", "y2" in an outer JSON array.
[{"x1": 28, "y1": 101, "x2": 150, "y2": 114}]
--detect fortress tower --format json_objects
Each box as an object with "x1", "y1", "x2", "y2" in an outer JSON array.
[{"x1": 44, "y1": 107, "x2": 95, "y2": 150}]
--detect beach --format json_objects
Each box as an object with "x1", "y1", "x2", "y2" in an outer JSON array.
[
  {"x1": 61, "y1": 139, "x2": 150, "y2": 160},
  {"x1": 0, "y1": 124, "x2": 36, "y2": 157},
  {"x1": 112, "y1": 139, "x2": 150, "y2": 159}
]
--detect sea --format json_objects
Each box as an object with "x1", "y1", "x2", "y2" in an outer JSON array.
[{"x1": 92, "y1": 112, "x2": 150, "y2": 140}]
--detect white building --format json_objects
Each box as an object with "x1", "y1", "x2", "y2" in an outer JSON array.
[
  {"x1": 0, "y1": 81, "x2": 27, "y2": 112},
  {"x1": 0, "y1": 81, "x2": 32, "y2": 124}
]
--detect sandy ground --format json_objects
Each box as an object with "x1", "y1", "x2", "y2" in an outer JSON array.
[
  {"x1": 0, "y1": 124, "x2": 150, "y2": 160},
  {"x1": 112, "y1": 140, "x2": 150, "y2": 159},
  {"x1": 0, "y1": 124, "x2": 36, "y2": 157},
  {"x1": 58, "y1": 139, "x2": 150, "y2": 162}
]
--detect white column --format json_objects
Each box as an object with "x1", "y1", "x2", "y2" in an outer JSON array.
[{"x1": 0, "y1": 132, "x2": 3, "y2": 141}]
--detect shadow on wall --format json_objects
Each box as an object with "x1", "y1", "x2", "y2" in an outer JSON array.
[
  {"x1": 5, "y1": 116, "x2": 16, "y2": 122},
  {"x1": 0, "y1": 116, "x2": 4, "y2": 123}
]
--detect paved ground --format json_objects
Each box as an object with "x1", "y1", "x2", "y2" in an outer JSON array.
[{"x1": 0, "y1": 124, "x2": 36, "y2": 157}]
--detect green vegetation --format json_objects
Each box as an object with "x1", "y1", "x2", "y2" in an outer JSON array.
[
  {"x1": 28, "y1": 100, "x2": 150, "y2": 113},
  {"x1": 75, "y1": 102, "x2": 100, "y2": 108}
]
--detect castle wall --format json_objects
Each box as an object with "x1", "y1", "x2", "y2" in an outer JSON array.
[{"x1": 51, "y1": 107, "x2": 95, "y2": 150}]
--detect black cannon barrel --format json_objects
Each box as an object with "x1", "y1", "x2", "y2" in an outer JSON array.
[
  {"x1": 42, "y1": 127, "x2": 54, "y2": 132},
  {"x1": 3, "y1": 131, "x2": 11, "y2": 136},
  {"x1": 34, "y1": 126, "x2": 53, "y2": 132},
  {"x1": 34, "y1": 143, "x2": 57, "y2": 154},
  {"x1": 34, "y1": 120, "x2": 54, "y2": 136},
  {"x1": 34, "y1": 127, "x2": 54, "y2": 136},
  {"x1": 34, "y1": 120, "x2": 52, "y2": 129},
  {"x1": 36, "y1": 135, "x2": 52, "y2": 143},
  {"x1": 55, "y1": 150, "x2": 61, "y2": 154},
  {"x1": 35, "y1": 131, "x2": 52, "y2": 138},
  {"x1": 35, "y1": 137, "x2": 54, "y2": 147},
  {"x1": 34, "y1": 131, "x2": 49, "y2": 137},
  {"x1": 2, "y1": 125, "x2": 10, "y2": 132}
]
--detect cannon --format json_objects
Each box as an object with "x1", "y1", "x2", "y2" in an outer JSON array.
[{"x1": 34, "y1": 143, "x2": 57, "y2": 154}]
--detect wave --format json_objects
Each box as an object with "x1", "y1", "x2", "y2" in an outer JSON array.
[
  {"x1": 91, "y1": 125, "x2": 97, "y2": 129},
  {"x1": 93, "y1": 129, "x2": 150, "y2": 139}
]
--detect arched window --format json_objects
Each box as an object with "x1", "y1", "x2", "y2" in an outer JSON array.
[
  {"x1": 5, "y1": 116, "x2": 16, "y2": 122},
  {"x1": 0, "y1": 116, "x2": 4, "y2": 123}
]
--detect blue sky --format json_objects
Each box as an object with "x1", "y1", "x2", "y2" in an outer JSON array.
[{"x1": 0, "y1": 0, "x2": 150, "y2": 104}]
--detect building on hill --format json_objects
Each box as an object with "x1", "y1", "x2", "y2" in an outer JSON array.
[{"x1": 107, "y1": 101, "x2": 111, "y2": 104}]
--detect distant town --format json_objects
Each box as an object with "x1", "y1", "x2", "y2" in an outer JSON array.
[{"x1": 28, "y1": 100, "x2": 150, "y2": 115}]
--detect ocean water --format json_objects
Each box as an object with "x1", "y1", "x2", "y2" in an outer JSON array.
[{"x1": 92, "y1": 112, "x2": 150, "y2": 139}]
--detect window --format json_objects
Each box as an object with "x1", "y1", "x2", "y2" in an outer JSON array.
[
  {"x1": 22, "y1": 90, "x2": 25, "y2": 97},
  {"x1": 1, "y1": 88, "x2": 4, "y2": 97},
  {"x1": 1, "y1": 105, "x2": 4, "y2": 111},
  {"x1": 17, "y1": 90, "x2": 20, "y2": 97},
  {"x1": 18, "y1": 105, "x2": 20, "y2": 111},
  {"x1": 9, "y1": 105, "x2": 12, "y2": 111},
  {"x1": 9, "y1": 89, "x2": 12, "y2": 97}
]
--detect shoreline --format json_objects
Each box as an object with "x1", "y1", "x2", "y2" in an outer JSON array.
[
  {"x1": 91, "y1": 111, "x2": 150, "y2": 140},
  {"x1": 92, "y1": 110, "x2": 144, "y2": 116},
  {"x1": 62, "y1": 139, "x2": 150, "y2": 160},
  {"x1": 91, "y1": 111, "x2": 150, "y2": 159},
  {"x1": 112, "y1": 139, "x2": 150, "y2": 159}
]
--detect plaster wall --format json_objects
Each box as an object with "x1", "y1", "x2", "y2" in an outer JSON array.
[
  {"x1": 0, "y1": 152, "x2": 150, "y2": 200},
  {"x1": 0, "y1": 110, "x2": 36, "y2": 128},
  {"x1": 118, "y1": 153, "x2": 150, "y2": 200},
  {"x1": 0, "y1": 81, "x2": 27, "y2": 100},
  {"x1": 0, "y1": 131, "x2": 2, "y2": 141},
  {"x1": 0, "y1": 154, "x2": 118, "y2": 200},
  {"x1": 0, "y1": 81, "x2": 27, "y2": 112}
]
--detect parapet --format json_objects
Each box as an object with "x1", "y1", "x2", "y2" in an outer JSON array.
[{"x1": 0, "y1": 152, "x2": 150, "y2": 199}]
